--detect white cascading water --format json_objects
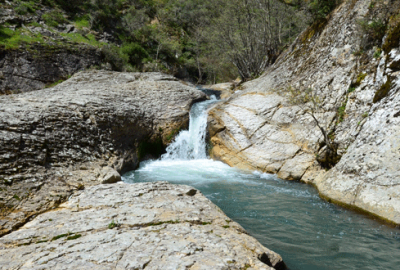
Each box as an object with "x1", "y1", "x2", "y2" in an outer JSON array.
[
  {"x1": 123, "y1": 95, "x2": 400, "y2": 270},
  {"x1": 161, "y1": 96, "x2": 217, "y2": 160}
]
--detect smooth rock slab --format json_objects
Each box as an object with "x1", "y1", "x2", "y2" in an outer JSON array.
[{"x1": 0, "y1": 182, "x2": 285, "y2": 270}]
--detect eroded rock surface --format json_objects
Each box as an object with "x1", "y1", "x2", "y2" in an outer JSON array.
[
  {"x1": 0, "y1": 70, "x2": 206, "y2": 235},
  {"x1": 0, "y1": 182, "x2": 285, "y2": 270},
  {"x1": 208, "y1": 0, "x2": 400, "y2": 224}
]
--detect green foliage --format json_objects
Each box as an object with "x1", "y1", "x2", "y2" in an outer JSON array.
[
  {"x1": 308, "y1": 0, "x2": 341, "y2": 20},
  {"x1": 102, "y1": 44, "x2": 129, "y2": 71},
  {"x1": 0, "y1": 26, "x2": 44, "y2": 50},
  {"x1": 51, "y1": 233, "x2": 69, "y2": 241},
  {"x1": 15, "y1": 1, "x2": 37, "y2": 15},
  {"x1": 108, "y1": 220, "x2": 119, "y2": 229},
  {"x1": 121, "y1": 42, "x2": 149, "y2": 66},
  {"x1": 347, "y1": 87, "x2": 355, "y2": 93},
  {"x1": 358, "y1": 19, "x2": 387, "y2": 48},
  {"x1": 74, "y1": 15, "x2": 91, "y2": 29},
  {"x1": 42, "y1": 10, "x2": 68, "y2": 27},
  {"x1": 61, "y1": 33, "x2": 104, "y2": 47},
  {"x1": 337, "y1": 99, "x2": 347, "y2": 123}
]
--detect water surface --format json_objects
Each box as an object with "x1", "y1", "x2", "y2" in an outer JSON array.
[{"x1": 123, "y1": 99, "x2": 400, "y2": 270}]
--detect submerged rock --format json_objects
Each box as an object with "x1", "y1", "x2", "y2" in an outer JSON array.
[
  {"x1": 0, "y1": 70, "x2": 206, "y2": 235},
  {"x1": 0, "y1": 182, "x2": 285, "y2": 270},
  {"x1": 208, "y1": 0, "x2": 400, "y2": 224}
]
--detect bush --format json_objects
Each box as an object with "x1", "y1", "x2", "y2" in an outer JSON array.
[
  {"x1": 42, "y1": 10, "x2": 68, "y2": 27},
  {"x1": 121, "y1": 42, "x2": 149, "y2": 66},
  {"x1": 309, "y1": 0, "x2": 341, "y2": 20},
  {"x1": 358, "y1": 19, "x2": 387, "y2": 48},
  {"x1": 15, "y1": 1, "x2": 37, "y2": 15},
  {"x1": 102, "y1": 44, "x2": 129, "y2": 71}
]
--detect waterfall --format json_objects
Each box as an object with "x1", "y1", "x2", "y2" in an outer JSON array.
[{"x1": 161, "y1": 96, "x2": 217, "y2": 160}]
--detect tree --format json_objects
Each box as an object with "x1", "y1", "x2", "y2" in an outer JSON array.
[
  {"x1": 288, "y1": 87, "x2": 341, "y2": 168},
  {"x1": 207, "y1": 0, "x2": 308, "y2": 81}
]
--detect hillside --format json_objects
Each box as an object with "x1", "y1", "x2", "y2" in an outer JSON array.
[{"x1": 0, "y1": 0, "x2": 316, "y2": 94}]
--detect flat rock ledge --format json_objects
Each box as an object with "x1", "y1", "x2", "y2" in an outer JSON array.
[
  {"x1": 0, "y1": 70, "x2": 206, "y2": 236},
  {"x1": 0, "y1": 182, "x2": 285, "y2": 270}
]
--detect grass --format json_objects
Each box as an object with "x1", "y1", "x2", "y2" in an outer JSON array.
[
  {"x1": 60, "y1": 32, "x2": 105, "y2": 47},
  {"x1": 74, "y1": 15, "x2": 91, "y2": 29},
  {"x1": 42, "y1": 10, "x2": 67, "y2": 28},
  {"x1": 0, "y1": 27, "x2": 44, "y2": 50},
  {"x1": 337, "y1": 98, "x2": 348, "y2": 123}
]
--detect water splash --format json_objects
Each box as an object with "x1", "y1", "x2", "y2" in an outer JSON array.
[{"x1": 161, "y1": 96, "x2": 217, "y2": 160}]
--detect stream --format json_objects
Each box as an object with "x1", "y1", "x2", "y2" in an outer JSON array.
[{"x1": 123, "y1": 97, "x2": 400, "y2": 270}]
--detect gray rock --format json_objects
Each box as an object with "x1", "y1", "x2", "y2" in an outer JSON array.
[
  {"x1": 0, "y1": 70, "x2": 206, "y2": 235},
  {"x1": 0, "y1": 44, "x2": 102, "y2": 94},
  {"x1": 0, "y1": 182, "x2": 284, "y2": 270},
  {"x1": 208, "y1": 0, "x2": 400, "y2": 224},
  {"x1": 99, "y1": 166, "x2": 121, "y2": 184}
]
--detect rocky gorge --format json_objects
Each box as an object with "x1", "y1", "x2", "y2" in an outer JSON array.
[
  {"x1": 208, "y1": 0, "x2": 400, "y2": 225},
  {"x1": 0, "y1": 70, "x2": 286, "y2": 269},
  {"x1": 1, "y1": 0, "x2": 400, "y2": 268}
]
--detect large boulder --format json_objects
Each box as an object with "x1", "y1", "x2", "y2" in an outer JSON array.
[
  {"x1": 0, "y1": 70, "x2": 206, "y2": 235},
  {"x1": 208, "y1": 0, "x2": 400, "y2": 224},
  {"x1": 0, "y1": 182, "x2": 285, "y2": 270}
]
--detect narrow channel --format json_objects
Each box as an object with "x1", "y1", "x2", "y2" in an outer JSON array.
[{"x1": 123, "y1": 98, "x2": 400, "y2": 270}]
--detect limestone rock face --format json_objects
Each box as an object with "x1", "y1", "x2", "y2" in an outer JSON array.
[
  {"x1": 0, "y1": 70, "x2": 206, "y2": 235},
  {"x1": 208, "y1": 0, "x2": 400, "y2": 224},
  {"x1": 0, "y1": 182, "x2": 285, "y2": 270}
]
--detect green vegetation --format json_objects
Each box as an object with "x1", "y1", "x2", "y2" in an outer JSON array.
[
  {"x1": 337, "y1": 99, "x2": 347, "y2": 123},
  {"x1": 74, "y1": 15, "x2": 91, "y2": 29},
  {"x1": 2, "y1": 0, "x2": 341, "y2": 82},
  {"x1": 42, "y1": 10, "x2": 67, "y2": 27},
  {"x1": 308, "y1": 0, "x2": 342, "y2": 20},
  {"x1": 66, "y1": 234, "x2": 82, "y2": 240},
  {"x1": 108, "y1": 220, "x2": 119, "y2": 229},
  {"x1": 0, "y1": 26, "x2": 44, "y2": 50},
  {"x1": 347, "y1": 87, "x2": 355, "y2": 93},
  {"x1": 12, "y1": 194, "x2": 21, "y2": 201},
  {"x1": 373, "y1": 77, "x2": 392, "y2": 103},
  {"x1": 373, "y1": 48, "x2": 382, "y2": 58},
  {"x1": 15, "y1": 0, "x2": 38, "y2": 15},
  {"x1": 51, "y1": 233, "x2": 69, "y2": 241},
  {"x1": 355, "y1": 73, "x2": 367, "y2": 86},
  {"x1": 382, "y1": 13, "x2": 400, "y2": 53}
]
